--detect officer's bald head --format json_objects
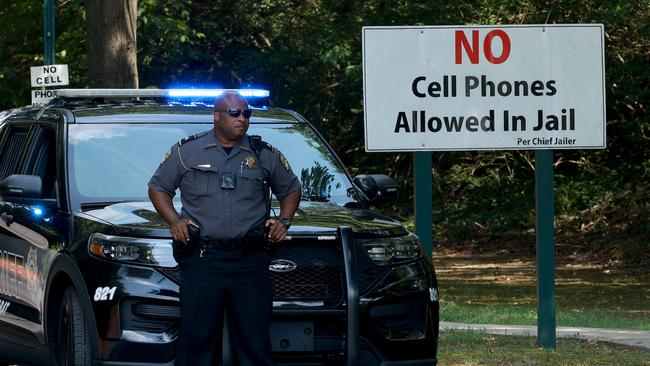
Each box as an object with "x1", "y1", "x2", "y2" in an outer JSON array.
[
  {"x1": 214, "y1": 91, "x2": 248, "y2": 112},
  {"x1": 212, "y1": 90, "x2": 250, "y2": 145}
]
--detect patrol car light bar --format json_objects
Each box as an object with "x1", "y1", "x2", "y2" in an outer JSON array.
[
  {"x1": 53, "y1": 88, "x2": 270, "y2": 99},
  {"x1": 166, "y1": 88, "x2": 270, "y2": 98},
  {"x1": 54, "y1": 89, "x2": 164, "y2": 98}
]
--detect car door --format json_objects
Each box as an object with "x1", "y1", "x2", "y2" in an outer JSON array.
[
  {"x1": 0, "y1": 118, "x2": 43, "y2": 350},
  {"x1": 0, "y1": 115, "x2": 66, "y2": 361}
]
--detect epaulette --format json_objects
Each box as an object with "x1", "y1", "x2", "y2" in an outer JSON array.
[
  {"x1": 178, "y1": 131, "x2": 208, "y2": 146},
  {"x1": 262, "y1": 141, "x2": 275, "y2": 152},
  {"x1": 249, "y1": 135, "x2": 275, "y2": 157}
]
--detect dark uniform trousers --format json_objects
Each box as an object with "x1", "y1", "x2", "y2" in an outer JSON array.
[{"x1": 177, "y1": 246, "x2": 274, "y2": 366}]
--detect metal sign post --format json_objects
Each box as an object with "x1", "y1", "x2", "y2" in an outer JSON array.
[
  {"x1": 44, "y1": 0, "x2": 55, "y2": 65},
  {"x1": 34, "y1": 0, "x2": 56, "y2": 105},
  {"x1": 535, "y1": 150, "x2": 556, "y2": 347},
  {"x1": 414, "y1": 152, "x2": 433, "y2": 257}
]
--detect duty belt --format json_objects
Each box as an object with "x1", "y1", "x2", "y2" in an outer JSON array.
[
  {"x1": 199, "y1": 237, "x2": 253, "y2": 251},
  {"x1": 197, "y1": 224, "x2": 267, "y2": 254}
]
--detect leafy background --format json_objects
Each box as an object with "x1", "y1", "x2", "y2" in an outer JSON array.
[{"x1": 1, "y1": 0, "x2": 648, "y2": 266}]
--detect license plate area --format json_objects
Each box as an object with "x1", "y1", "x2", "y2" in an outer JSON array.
[{"x1": 270, "y1": 321, "x2": 315, "y2": 352}]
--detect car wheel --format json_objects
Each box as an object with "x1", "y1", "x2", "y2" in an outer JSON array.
[{"x1": 56, "y1": 287, "x2": 91, "y2": 366}]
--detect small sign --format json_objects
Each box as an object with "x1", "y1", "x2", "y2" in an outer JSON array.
[
  {"x1": 30, "y1": 64, "x2": 69, "y2": 87},
  {"x1": 362, "y1": 25, "x2": 606, "y2": 151},
  {"x1": 31, "y1": 89, "x2": 55, "y2": 105}
]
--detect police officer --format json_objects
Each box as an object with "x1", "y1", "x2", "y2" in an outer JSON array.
[{"x1": 148, "y1": 90, "x2": 301, "y2": 365}]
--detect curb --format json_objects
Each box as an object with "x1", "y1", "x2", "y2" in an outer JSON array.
[{"x1": 440, "y1": 321, "x2": 650, "y2": 350}]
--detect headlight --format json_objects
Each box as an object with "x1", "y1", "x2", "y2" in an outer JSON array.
[
  {"x1": 358, "y1": 234, "x2": 424, "y2": 266},
  {"x1": 88, "y1": 233, "x2": 176, "y2": 268}
]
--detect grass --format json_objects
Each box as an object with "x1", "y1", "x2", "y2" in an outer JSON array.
[
  {"x1": 435, "y1": 249, "x2": 650, "y2": 330},
  {"x1": 439, "y1": 329, "x2": 650, "y2": 365}
]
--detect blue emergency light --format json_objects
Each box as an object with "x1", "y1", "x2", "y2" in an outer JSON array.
[
  {"x1": 164, "y1": 88, "x2": 271, "y2": 107},
  {"x1": 53, "y1": 88, "x2": 270, "y2": 102},
  {"x1": 165, "y1": 89, "x2": 270, "y2": 98},
  {"x1": 31, "y1": 206, "x2": 53, "y2": 222}
]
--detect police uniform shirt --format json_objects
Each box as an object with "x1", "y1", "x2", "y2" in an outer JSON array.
[{"x1": 148, "y1": 130, "x2": 300, "y2": 240}]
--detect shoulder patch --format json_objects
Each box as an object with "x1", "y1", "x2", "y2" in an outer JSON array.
[
  {"x1": 279, "y1": 151, "x2": 291, "y2": 172},
  {"x1": 178, "y1": 131, "x2": 209, "y2": 146},
  {"x1": 160, "y1": 148, "x2": 172, "y2": 165}
]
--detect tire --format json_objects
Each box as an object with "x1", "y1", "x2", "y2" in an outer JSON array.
[{"x1": 56, "y1": 287, "x2": 91, "y2": 366}]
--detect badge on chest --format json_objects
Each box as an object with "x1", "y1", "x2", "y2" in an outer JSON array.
[{"x1": 246, "y1": 156, "x2": 256, "y2": 168}]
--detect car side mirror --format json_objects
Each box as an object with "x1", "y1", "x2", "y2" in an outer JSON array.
[
  {"x1": 353, "y1": 175, "x2": 378, "y2": 201},
  {"x1": 0, "y1": 174, "x2": 57, "y2": 207},
  {"x1": 353, "y1": 174, "x2": 399, "y2": 205}
]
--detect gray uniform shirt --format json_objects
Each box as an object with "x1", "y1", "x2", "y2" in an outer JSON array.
[{"x1": 148, "y1": 130, "x2": 300, "y2": 240}]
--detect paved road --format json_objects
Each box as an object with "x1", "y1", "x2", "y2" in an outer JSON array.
[{"x1": 441, "y1": 321, "x2": 650, "y2": 349}]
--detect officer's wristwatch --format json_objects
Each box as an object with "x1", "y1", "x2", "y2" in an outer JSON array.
[{"x1": 279, "y1": 217, "x2": 291, "y2": 230}]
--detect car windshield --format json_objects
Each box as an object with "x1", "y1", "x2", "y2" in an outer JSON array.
[{"x1": 67, "y1": 122, "x2": 358, "y2": 208}]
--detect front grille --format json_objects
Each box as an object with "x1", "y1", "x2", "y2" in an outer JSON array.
[
  {"x1": 270, "y1": 241, "x2": 342, "y2": 299},
  {"x1": 132, "y1": 303, "x2": 180, "y2": 319},
  {"x1": 121, "y1": 299, "x2": 176, "y2": 333},
  {"x1": 158, "y1": 237, "x2": 390, "y2": 301}
]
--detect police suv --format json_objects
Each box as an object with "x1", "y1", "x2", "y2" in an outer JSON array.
[{"x1": 0, "y1": 89, "x2": 439, "y2": 365}]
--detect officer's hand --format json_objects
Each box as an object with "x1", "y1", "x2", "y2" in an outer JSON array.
[
  {"x1": 265, "y1": 219, "x2": 287, "y2": 243},
  {"x1": 170, "y1": 219, "x2": 193, "y2": 245}
]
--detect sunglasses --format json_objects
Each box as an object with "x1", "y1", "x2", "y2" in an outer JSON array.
[{"x1": 216, "y1": 108, "x2": 253, "y2": 118}]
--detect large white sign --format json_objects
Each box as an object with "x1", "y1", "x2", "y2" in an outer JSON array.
[
  {"x1": 30, "y1": 64, "x2": 69, "y2": 87},
  {"x1": 362, "y1": 25, "x2": 605, "y2": 151}
]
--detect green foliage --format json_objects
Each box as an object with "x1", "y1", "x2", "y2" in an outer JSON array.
[
  {"x1": 0, "y1": 0, "x2": 86, "y2": 107},
  {"x1": 1, "y1": 0, "x2": 647, "y2": 264},
  {"x1": 431, "y1": 152, "x2": 536, "y2": 241},
  {"x1": 0, "y1": 2, "x2": 43, "y2": 107}
]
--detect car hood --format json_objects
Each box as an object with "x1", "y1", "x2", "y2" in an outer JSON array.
[{"x1": 82, "y1": 201, "x2": 409, "y2": 238}]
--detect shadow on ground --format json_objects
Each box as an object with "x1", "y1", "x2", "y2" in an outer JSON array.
[{"x1": 434, "y1": 248, "x2": 650, "y2": 329}]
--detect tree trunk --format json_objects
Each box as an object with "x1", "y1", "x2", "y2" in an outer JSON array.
[{"x1": 85, "y1": 0, "x2": 138, "y2": 88}]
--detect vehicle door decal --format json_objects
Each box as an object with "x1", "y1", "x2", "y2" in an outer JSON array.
[
  {"x1": 93, "y1": 286, "x2": 117, "y2": 301},
  {"x1": 0, "y1": 299, "x2": 10, "y2": 315},
  {"x1": 0, "y1": 217, "x2": 48, "y2": 250},
  {"x1": 26, "y1": 248, "x2": 39, "y2": 303},
  {"x1": 0, "y1": 247, "x2": 40, "y2": 308},
  {"x1": 429, "y1": 287, "x2": 439, "y2": 302}
]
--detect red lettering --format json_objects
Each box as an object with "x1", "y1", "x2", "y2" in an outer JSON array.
[
  {"x1": 484, "y1": 30, "x2": 511, "y2": 64},
  {"x1": 455, "y1": 29, "x2": 511, "y2": 64},
  {"x1": 455, "y1": 30, "x2": 479, "y2": 64}
]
